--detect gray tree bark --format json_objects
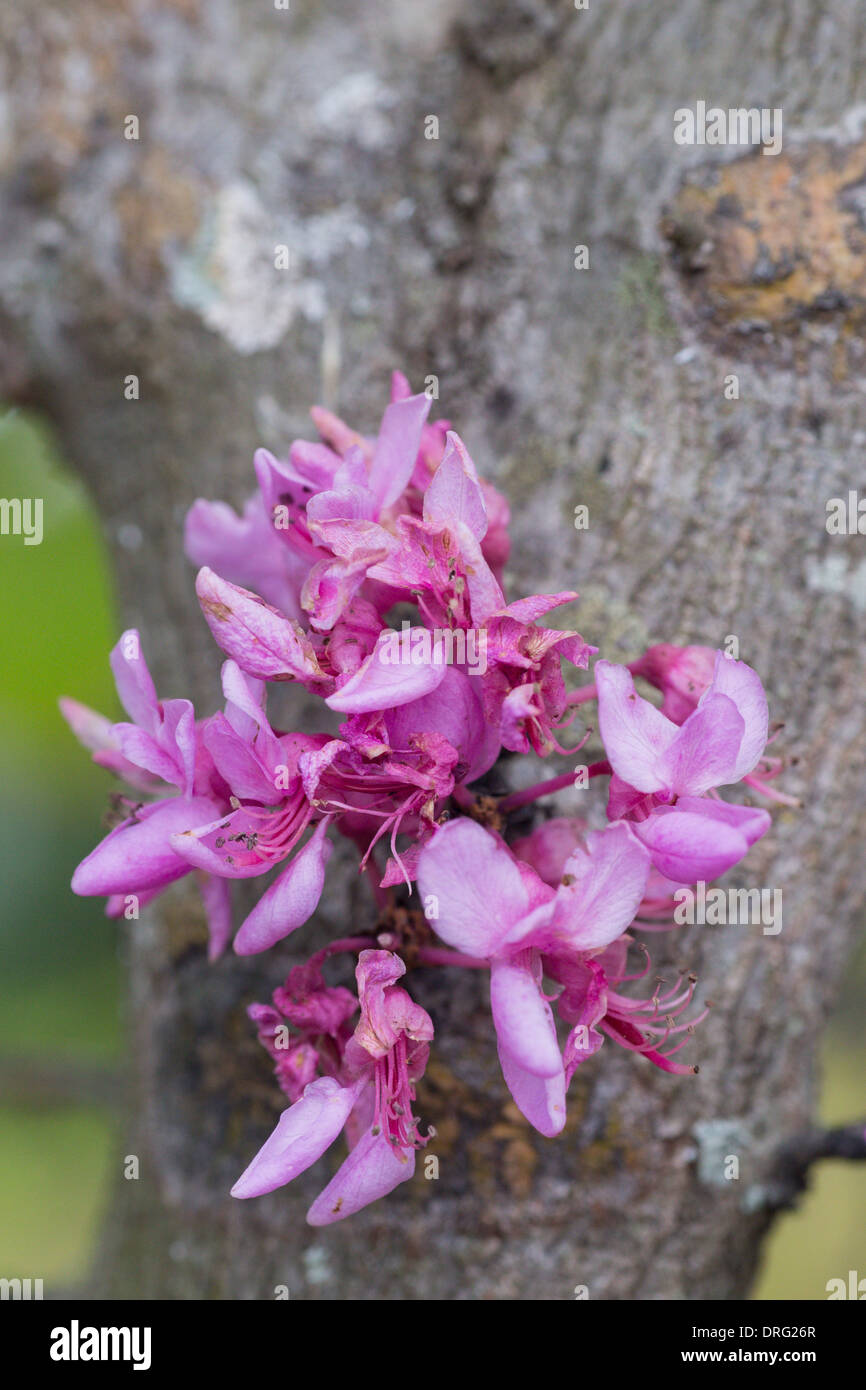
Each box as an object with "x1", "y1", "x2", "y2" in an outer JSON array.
[{"x1": 2, "y1": 0, "x2": 865, "y2": 1298}]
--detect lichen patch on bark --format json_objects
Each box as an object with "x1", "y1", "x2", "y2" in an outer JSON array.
[{"x1": 662, "y1": 140, "x2": 866, "y2": 339}]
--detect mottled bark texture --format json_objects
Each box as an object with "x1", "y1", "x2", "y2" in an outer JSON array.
[{"x1": 2, "y1": 0, "x2": 865, "y2": 1299}]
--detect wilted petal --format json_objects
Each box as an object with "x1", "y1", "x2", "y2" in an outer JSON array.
[
  {"x1": 492, "y1": 591, "x2": 579, "y2": 625},
  {"x1": 499, "y1": 682, "x2": 541, "y2": 752},
  {"x1": 196, "y1": 567, "x2": 325, "y2": 683},
  {"x1": 306, "y1": 1127, "x2": 416, "y2": 1225},
  {"x1": 352, "y1": 949, "x2": 433, "y2": 1059}
]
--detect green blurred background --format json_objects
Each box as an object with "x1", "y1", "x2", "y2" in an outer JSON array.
[{"x1": 0, "y1": 408, "x2": 863, "y2": 1298}]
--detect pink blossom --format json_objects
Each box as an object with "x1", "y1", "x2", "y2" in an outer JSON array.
[
  {"x1": 482, "y1": 594, "x2": 595, "y2": 755},
  {"x1": 596, "y1": 654, "x2": 771, "y2": 880},
  {"x1": 62, "y1": 631, "x2": 231, "y2": 958},
  {"x1": 185, "y1": 493, "x2": 309, "y2": 623},
  {"x1": 64, "y1": 371, "x2": 785, "y2": 1222},
  {"x1": 596, "y1": 652, "x2": 768, "y2": 797},
  {"x1": 167, "y1": 663, "x2": 334, "y2": 954},
  {"x1": 232, "y1": 950, "x2": 433, "y2": 1224},
  {"x1": 416, "y1": 817, "x2": 651, "y2": 1135},
  {"x1": 552, "y1": 938, "x2": 708, "y2": 1078},
  {"x1": 628, "y1": 643, "x2": 717, "y2": 723}
]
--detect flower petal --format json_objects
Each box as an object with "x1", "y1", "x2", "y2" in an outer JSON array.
[
  {"x1": 233, "y1": 821, "x2": 333, "y2": 955},
  {"x1": 675, "y1": 796, "x2": 771, "y2": 847},
  {"x1": 72, "y1": 796, "x2": 222, "y2": 896},
  {"x1": 185, "y1": 493, "x2": 306, "y2": 622},
  {"x1": 704, "y1": 652, "x2": 769, "y2": 781},
  {"x1": 196, "y1": 567, "x2": 325, "y2": 683},
  {"x1": 543, "y1": 822, "x2": 651, "y2": 951},
  {"x1": 662, "y1": 692, "x2": 745, "y2": 795},
  {"x1": 110, "y1": 630, "x2": 159, "y2": 730},
  {"x1": 198, "y1": 872, "x2": 233, "y2": 961},
  {"x1": 326, "y1": 628, "x2": 448, "y2": 714},
  {"x1": 306, "y1": 1127, "x2": 416, "y2": 1225},
  {"x1": 423, "y1": 431, "x2": 488, "y2": 539},
  {"x1": 633, "y1": 800, "x2": 769, "y2": 881},
  {"x1": 221, "y1": 661, "x2": 284, "y2": 773},
  {"x1": 416, "y1": 819, "x2": 530, "y2": 956},
  {"x1": 368, "y1": 392, "x2": 431, "y2": 510},
  {"x1": 596, "y1": 660, "x2": 678, "y2": 793},
  {"x1": 231, "y1": 1077, "x2": 359, "y2": 1199},
  {"x1": 489, "y1": 954, "x2": 562, "y2": 1078},
  {"x1": 58, "y1": 697, "x2": 117, "y2": 754},
  {"x1": 114, "y1": 697, "x2": 195, "y2": 796},
  {"x1": 202, "y1": 712, "x2": 278, "y2": 804},
  {"x1": 497, "y1": 1044, "x2": 566, "y2": 1137}
]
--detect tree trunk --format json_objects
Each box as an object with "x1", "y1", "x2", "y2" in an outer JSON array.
[{"x1": 2, "y1": 0, "x2": 865, "y2": 1299}]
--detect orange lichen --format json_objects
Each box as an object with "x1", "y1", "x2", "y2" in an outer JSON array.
[{"x1": 662, "y1": 141, "x2": 866, "y2": 333}]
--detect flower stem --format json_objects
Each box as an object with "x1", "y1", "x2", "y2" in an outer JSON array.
[
  {"x1": 451, "y1": 784, "x2": 477, "y2": 811},
  {"x1": 742, "y1": 772, "x2": 802, "y2": 807},
  {"x1": 362, "y1": 855, "x2": 390, "y2": 909},
  {"x1": 498, "y1": 759, "x2": 611, "y2": 813},
  {"x1": 317, "y1": 935, "x2": 375, "y2": 959},
  {"x1": 565, "y1": 683, "x2": 598, "y2": 707},
  {"x1": 416, "y1": 946, "x2": 490, "y2": 970}
]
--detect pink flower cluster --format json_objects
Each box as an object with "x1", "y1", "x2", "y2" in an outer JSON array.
[{"x1": 63, "y1": 373, "x2": 789, "y2": 1223}]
